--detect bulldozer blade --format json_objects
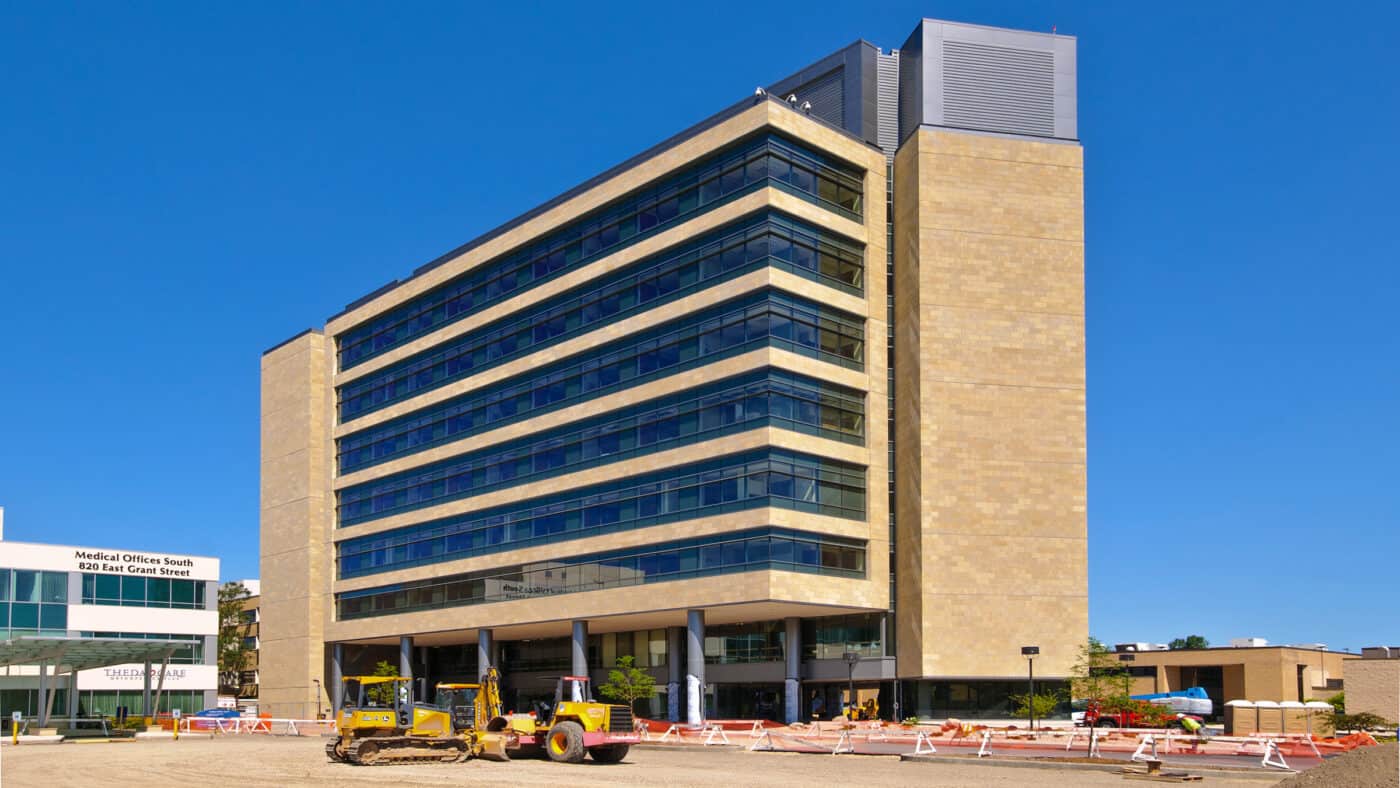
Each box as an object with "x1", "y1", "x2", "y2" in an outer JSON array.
[{"x1": 474, "y1": 733, "x2": 511, "y2": 762}]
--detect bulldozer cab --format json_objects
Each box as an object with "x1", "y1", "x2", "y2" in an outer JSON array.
[
  {"x1": 339, "y1": 676, "x2": 415, "y2": 731},
  {"x1": 433, "y1": 683, "x2": 481, "y2": 733}
]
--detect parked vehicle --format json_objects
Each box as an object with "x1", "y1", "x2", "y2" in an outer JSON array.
[{"x1": 1071, "y1": 687, "x2": 1212, "y2": 728}]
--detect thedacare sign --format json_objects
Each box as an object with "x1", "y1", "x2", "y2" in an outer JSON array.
[
  {"x1": 0, "y1": 541, "x2": 218, "y2": 581},
  {"x1": 76, "y1": 663, "x2": 217, "y2": 691}
]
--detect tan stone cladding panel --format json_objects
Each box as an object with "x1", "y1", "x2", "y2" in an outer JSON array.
[
  {"x1": 325, "y1": 101, "x2": 884, "y2": 339},
  {"x1": 894, "y1": 127, "x2": 1086, "y2": 679},
  {"x1": 328, "y1": 570, "x2": 884, "y2": 643},
  {"x1": 892, "y1": 138, "x2": 925, "y2": 674},
  {"x1": 917, "y1": 229, "x2": 1083, "y2": 316},
  {"x1": 920, "y1": 306, "x2": 1084, "y2": 390},
  {"x1": 259, "y1": 331, "x2": 333, "y2": 724},
  {"x1": 918, "y1": 592, "x2": 1088, "y2": 678},
  {"x1": 915, "y1": 130, "x2": 1083, "y2": 242},
  {"x1": 924, "y1": 380, "x2": 1085, "y2": 465},
  {"x1": 918, "y1": 531, "x2": 1084, "y2": 598},
  {"x1": 921, "y1": 459, "x2": 1085, "y2": 541}
]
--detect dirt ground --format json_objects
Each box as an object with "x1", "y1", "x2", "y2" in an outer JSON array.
[
  {"x1": 1275, "y1": 742, "x2": 1398, "y2": 788},
  {"x1": 0, "y1": 735, "x2": 1290, "y2": 787}
]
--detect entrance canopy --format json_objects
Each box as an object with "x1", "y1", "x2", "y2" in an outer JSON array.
[{"x1": 0, "y1": 636, "x2": 193, "y2": 672}]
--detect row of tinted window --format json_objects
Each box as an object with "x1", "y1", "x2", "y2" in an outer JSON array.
[
  {"x1": 84, "y1": 632, "x2": 205, "y2": 664},
  {"x1": 336, "y1": 133, "x2": 866, "y2": 370},
  {"x1": 337, "y1": 449, "x2": 866, "y2": 578},
  {"x1": 0, "y1": 569, "x2": 68, "y2": 635},
  {"x1": 337, "y1": 211, "x2": 862, "y2": 428},
  {"x1": 81, "y1": 574, "x2": 207, "y2": 609},
  {"x1": 338, "y1": 364, "x2": 862, "y2": 476},
  {"x1": 339, "y1": 284, "x2": 865, "y2": 475},
  {"x1": 339, "y1": 288, "x2": 864, "y2": 422},
  {"x1": 337, "y1": 527, "x2": 865, "y2": 620},
  {"x1": 337, "y1": 368, "x2": 866, "y2": 525}
]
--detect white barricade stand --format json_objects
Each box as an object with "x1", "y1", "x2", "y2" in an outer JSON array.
[
  {"x1": 701, "y1": 724, "x2": 730, "y2": 746},
  {"x1": 657, "y1": 724, "x2": 680, "y2": 743},
  {"x1": 831, "y1": 729, "x2": 855, "y2": 755},
  {"x1": 912, "y1": 730, "x2": 937, "y2": 755},
  {"x1": 1130, "y1": 734, "x2": 1160, "y2": 763},
  {"x1": 1261, "y1": 739, "x2": 1292, "y2": 771},
  {"x1": 748, "y1": 720, "x2": 765, "y2": 738},
  {"x1": 976, "y1": 729, "x2": 993, "y2": 758},
  {"x1": 750, "y1": 729, "x2": 776, "y2": 751}
]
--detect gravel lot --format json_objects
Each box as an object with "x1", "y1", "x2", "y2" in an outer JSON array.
[{"x1": 0, "y1": 736, "x2": 1291, "y2": 787}]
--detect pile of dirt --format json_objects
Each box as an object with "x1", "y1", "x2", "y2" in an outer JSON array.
[{"x1": 1275, "y1": 742, "x2": 1398, "y2": 788}]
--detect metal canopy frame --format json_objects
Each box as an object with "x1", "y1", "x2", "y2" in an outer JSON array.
[
  {"x1": 0, "y1": 636, "x2": 192, "y2": 672},
  {"x1": 0, "y1": 636, "x2": 196, "y2": 728}
]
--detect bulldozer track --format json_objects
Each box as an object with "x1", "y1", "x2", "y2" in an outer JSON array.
[{"x1": 343, "y1": 736, "x2": 467, "y2": 765}]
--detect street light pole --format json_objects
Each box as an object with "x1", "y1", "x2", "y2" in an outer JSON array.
[
  {"x1": 313, "y1": 678, "x2": 322, "y2": 719},
  {"x1": 842, "y1": 652, "x2": 861, "y2": 719},
  {"x1": 1021, "y1": 646, "x2": 1040, "y2": 733}
]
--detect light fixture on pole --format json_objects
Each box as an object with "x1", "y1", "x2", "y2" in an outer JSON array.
[
  {"x1": 842, "y1": 651, "x2": 861, "y2": 719},
  {"x1": 1021, "y1": 646, "x2": 1040, "y2": 732}
]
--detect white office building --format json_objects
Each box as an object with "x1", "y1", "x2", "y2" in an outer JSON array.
[{"x1": 0, "y1": 509, "x2": 220, "y2": 724}]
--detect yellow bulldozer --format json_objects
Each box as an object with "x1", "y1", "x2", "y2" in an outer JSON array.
[{"x1": 326, "y1": 673, "x2": 510, "y2": 765}]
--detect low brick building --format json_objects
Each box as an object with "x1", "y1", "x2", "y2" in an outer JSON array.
[{"x1": 1345, "y1": 647, "x2": 1399, "y2": 723}]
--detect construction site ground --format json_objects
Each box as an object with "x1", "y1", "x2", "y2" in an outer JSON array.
[{"x1": 0, "y1": 735, "x2": 1305, "y2": 787}]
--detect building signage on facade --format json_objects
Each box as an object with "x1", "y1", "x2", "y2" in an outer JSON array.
[
  {"x1": 0, "y1": 541, "x2": 218, "y2": 581},
  {"x1": 73, "y1": 550, "x2": 198, "y2": 578},
  {"x1": 76, "y1": 663, "x2": 217, "y2": 691}
]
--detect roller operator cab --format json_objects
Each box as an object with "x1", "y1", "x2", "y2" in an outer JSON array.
[{"x1": 506, "y1": 675, "x2": 641, "y2": 764}]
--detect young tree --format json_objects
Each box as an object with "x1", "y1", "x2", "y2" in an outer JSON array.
[
  {"x1": 366, "y1": 660, "x2": 400, "y2": 706},
  {"x1": 1168, "y1": 635, "x2": 1210, "y2": 650},
  {"x1": 1009, "y1": 689, "x2": 1064, "y2": 725},
  {"x1": 596, "y1": 655, "x2": 657, "y2": 712},
  {"x1": 216, "y1": 581, "x2": 252, "y2": 694},
  {"x1": 1069, "y1": 637, "x2": 1133, "y2": 713}
]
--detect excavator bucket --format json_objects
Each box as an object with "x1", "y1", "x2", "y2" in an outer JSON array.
[{"x1": 475, "y1": 732, "x2": 511, "y2": 762}]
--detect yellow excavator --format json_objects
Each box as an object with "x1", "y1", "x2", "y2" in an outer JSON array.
[{"x1": 326, "y1": 673, "x2": 510, "y2": 765}]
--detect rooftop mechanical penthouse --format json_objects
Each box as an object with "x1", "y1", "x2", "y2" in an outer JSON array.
[{"x1": 260, "y1": 17, "x2": 1086, "y2": 723}]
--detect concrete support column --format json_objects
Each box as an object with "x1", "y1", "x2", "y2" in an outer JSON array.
[
  {"x1": 784, "y1": 617, "x2": 801, "y2": 724},
  {"x1": 666, "y1": 626, "x2": 684, "y2": 722},
  {"x1": 685, "y1": 610, "x2": 705, "y2": 725},
  {"x1": 331, "y1": 644, "x2": 344, "y2": 714},
  {"x1": 142, "y1": 660, "x2": 153, "y2": 719},
  {"x1": 67, "y1": 672, "x2": 79, "y2": 721},
  {"x1": 399, "y1": 636, "x2": 413, "y2": 679},
  {"x1": 36, "y1": 661, "x2": 47, "y2": 726},
  {"x1": 570, "y1": 621, "x2": 589, "y2": 682},
  {"x1": 477, "y1": 629, "x2": 494, "y2": 680}
]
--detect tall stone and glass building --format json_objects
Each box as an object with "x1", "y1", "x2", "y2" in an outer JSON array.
[{"x1": 260, "y1": 17, "x2": 1085, "y2": 722}]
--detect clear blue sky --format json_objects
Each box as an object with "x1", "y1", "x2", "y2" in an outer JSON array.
[{"x1": 2, "y1": 2, "x2": 1396, "y2": 653}]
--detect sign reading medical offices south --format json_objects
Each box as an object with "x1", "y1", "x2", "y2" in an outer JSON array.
[
  {"x1": 74, "y1": 549, "x2": 198, "y2": 578},
  {"x1": 0, "y1": 540, "x2": 218, "y2": 581}
]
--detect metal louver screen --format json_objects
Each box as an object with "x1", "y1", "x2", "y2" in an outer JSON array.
[
  {"x1": 942, "y1": 40, "x2": 1055, "y2": 137},
  {"x1": 875, "y1": 52, "x2": 900, "y2": 159},
  {"x1": 789, "y1": 67, "x2": 844, "y2": 129}
]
